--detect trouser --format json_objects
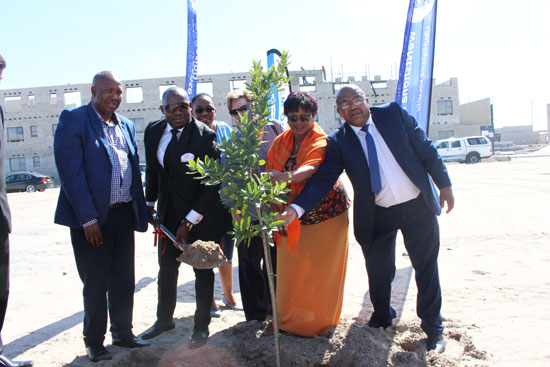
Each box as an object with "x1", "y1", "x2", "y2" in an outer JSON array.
[
  {"x1": 237, "y1": 234, "x2": 277, "y2": 322},
  {"x1": 0, "y1": 221, "x2": 9, "y2": 354},
  {"x1": 361, "y1": 194, "x2": 443, "y2": 337},
  {"x1": 70, "y1": 203, "x2": 136, "y2": 346},
  {"x1": 156, "y1": 234, "x2": 214, "y2": 332}
]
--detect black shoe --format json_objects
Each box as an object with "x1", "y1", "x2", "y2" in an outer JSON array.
[
  {"x1": 367, "y1": 318, "x2": 392, "y2": 329},
  {"x1": 85, "y1": 345, "x2": 112, "y2": 362},
  {"x1": 112, "y1": 336, "x2": 150, "y2": 348},
  {"x1": 427, "y1": 333, "x2": 446, "y2": 353},
  {"x1": 188, "y1": 330, "x2": 209, "y2": 349},
  {"x1": 141, "y1": 321, "x2": 176, "y2": 340},
  {"x1": 0, "y1": 355, "x2": 34, "y2": 367}
]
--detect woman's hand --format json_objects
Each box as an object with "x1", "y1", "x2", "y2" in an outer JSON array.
[{"x1": 267, "y1": 170, "x2": 290, "y2": 184}]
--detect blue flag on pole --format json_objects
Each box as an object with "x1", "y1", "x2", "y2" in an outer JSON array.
[
  {"x1": 395, "y1": 0, "x2": 438, "y2": 133},
  {"x1": 185, "y1": 0, "x2": 198, "y2": 99}
]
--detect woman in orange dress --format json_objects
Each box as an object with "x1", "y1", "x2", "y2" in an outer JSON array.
[{"x1": 266, "y1": 92, "x2": 350, "y2": 337}]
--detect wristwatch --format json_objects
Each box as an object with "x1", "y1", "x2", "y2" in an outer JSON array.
[{"x1": 181, "y1": 219, "x2": 194, "y2": 231}]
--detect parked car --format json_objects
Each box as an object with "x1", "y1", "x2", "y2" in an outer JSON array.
[
  {"x1": 435, "y1": 136, "x2": 493, "y2": 164},
  {"x1": 5, "y1": 171, "x2": 55, "y2": 193}
]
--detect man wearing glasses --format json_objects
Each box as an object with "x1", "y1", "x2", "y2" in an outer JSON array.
[
  {"x1": 277, "y1": 85, "x2": 454, "y2": 353},
  {"x1": 142, "y1": 87, "x2": 221, "y2": 347},
  {"x1": 224, "y1": 89, "x2": 286, "y2": 323}
]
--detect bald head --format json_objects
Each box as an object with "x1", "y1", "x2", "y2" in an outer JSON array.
[
  {"x1": 91, "y1": 71, "x2": 123, "y2": 120},
  {"x1": 162, "y1": 86, "x2": 189, "y2": 106},
  {"x1": 336, "y1": 84, "x2": 366, "y2": 105}
]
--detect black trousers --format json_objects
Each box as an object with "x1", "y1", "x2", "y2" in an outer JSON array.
[
  {"x1": 70, "y1": 204, "x2": 136, "y2": 346},
  {"x1": 237, "y1": 234, "x2": 277, "y2": 322},
  {"x1": 361, "y1": 195, "x2": 443, "y2": 337},
  {"x1": 156, "y1": 234, "x2": 214, "y2": 332},
  {"x1": 0, "y1": 221, "x2": 9, "y2": 354}
]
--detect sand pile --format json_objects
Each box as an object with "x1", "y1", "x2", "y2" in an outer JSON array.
[{"x1": 177, "y1": 240, "x2": 229, "y2": 269}]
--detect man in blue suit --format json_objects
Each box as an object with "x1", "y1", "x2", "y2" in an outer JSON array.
[
  {"x1": 54, "y1": 71, "x2": 151, "y2": 362},
  {"x1": 278, "y1": 85, "x2": 454, "y2": 353}
]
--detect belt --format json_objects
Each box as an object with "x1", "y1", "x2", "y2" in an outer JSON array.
[{"x1": 109, "y1": 201, "x2": 132, "y2": 208}]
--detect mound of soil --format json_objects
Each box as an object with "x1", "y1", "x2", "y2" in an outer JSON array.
[{"x1": 177, "y1": 240, "x2": 229, "y2": 269}]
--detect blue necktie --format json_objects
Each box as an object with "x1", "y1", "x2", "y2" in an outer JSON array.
[{"x1": 362, "y1": 125, "x2": 382, "y2": 194}]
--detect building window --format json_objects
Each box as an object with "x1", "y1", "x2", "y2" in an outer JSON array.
[
  {"x1": 159, "y1": 85, "x2": 174, "y2": 101},
  {"x1": 30, "y1": 125, "x2": 38, "y2": 137},
  {"x1": 230, "y1": 79, "x2": 247, "y2": 91},
  {"x1": 64, "y1": 91, "x2": 82, "y2": 108},
  {"x1": 437, "y1": 100, "x2": 453, "y2": 115},
  {"x1": 438, "y1": 130, "x2": 454, "y2": 139},
  {"x1": 131, "y1": 118, "x2": 145, "y2": 133},
  {"x1": 28, "y1": 95, "x2": 36, "y2": 106},
  {"x1": 52, "y1": 124, "x2": 58, "y2": 136},
  {"x1": 5, "y1": 96, "x2": 22, "y2": 113},
  {"x1": 7, "y1": 127, "x2": 24, "y2": 142},
  {"x1": 126, "y1": 87, "x2": 143, "y2": 103},
  {"x1": 9, "y1": 157, "x2": 26, "y2": 172},
  {"x1": 50, "y1": 93, "x2": 57, "y2": 105},
  {"x1": 33, "y1": 156, "x2": 40, "y2": 168},
  {"x1": 196, "y1": 82, "x2": 214, "y2": 97}
]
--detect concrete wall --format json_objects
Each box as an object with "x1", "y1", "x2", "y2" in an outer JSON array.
[{"x1": 1, "y1": 70, "x2": 492, "y2": 179}]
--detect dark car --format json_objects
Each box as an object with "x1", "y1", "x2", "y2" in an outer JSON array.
[{"x1": 5, "y1": 172, "x2": 55, "y2": 193}]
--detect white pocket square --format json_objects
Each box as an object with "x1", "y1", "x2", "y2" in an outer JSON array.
[{"x1": 180, "y1": 153, "x2": 195, "y2": 163}]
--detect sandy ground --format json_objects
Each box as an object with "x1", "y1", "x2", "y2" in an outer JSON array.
[{"x1": 2, "y1": 148, "x2": 549, "y2": 366}]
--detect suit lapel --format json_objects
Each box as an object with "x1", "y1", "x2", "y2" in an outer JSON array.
[
  {"x1": 343, "y1": 123, "x2": 369, "y2": 170},
  {"x1": 86, "y1": 103, "x2": 111, "y2": 159}
]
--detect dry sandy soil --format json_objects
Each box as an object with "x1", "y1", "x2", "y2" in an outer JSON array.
[{"x1": 2, "y1": 148, "x2": 549, "y2": 366}]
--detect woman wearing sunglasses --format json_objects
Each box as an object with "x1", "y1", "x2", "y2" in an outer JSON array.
[
  {"x1": 191, "y1": 93, "x2": 240, "y2": 316},
  {"x1": 266, "y1": 91, "x2": 350, "y2": 337}
]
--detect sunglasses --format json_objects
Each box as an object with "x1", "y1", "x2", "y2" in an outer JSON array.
[
  {"x1": 229, "y1": 103, "x2": 251, "y2": 116},
  {"x1": 194, "y1": 107, "x2": 215, "y2": 114},
  {"x1": 164, "y1": 102, "x2": 189, "y2": 113},
  {"x1": 287, "y1": 114, "x2": 312, "y2": 123}
]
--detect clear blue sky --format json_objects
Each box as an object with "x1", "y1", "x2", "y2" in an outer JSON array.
[{"x1": 1, "y1": 0, "x2": 548, "y2": 130}]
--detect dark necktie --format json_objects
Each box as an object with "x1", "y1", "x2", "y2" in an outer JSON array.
[
  {"x1": 163, "y1": 128, "x2": 179, "y2": 171},
  {"x1": 361, "y1": 124, "x2": 382, "y2": 194}
]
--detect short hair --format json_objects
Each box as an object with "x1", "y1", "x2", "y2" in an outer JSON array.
[
  {"x1": 226, "y1": 89, "x2": 254, "y2": 111},
  {"x1": 283, "y1": 91, "x2": 318, "y2": 115},
  {"x1": 336, "y1": 84, "x2": 366, "y2": 105},
  {"x1": 162, "y1": 86, "x2": 188, "y2": 106},
  {"x1": 0, "y1": 54, "x2": 6, "y2": 70},
  {"x1": 191, "y1": 92, "x2": 213, "y2": 104}
]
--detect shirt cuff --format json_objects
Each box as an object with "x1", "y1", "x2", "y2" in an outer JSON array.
[
  {"x1": 186, "y1": 210, "x2": 203, "y2": 225},
  {"x1": 289, "y1": 204, "x2": 305, "y2": 218},
  {"x1": 82, "y1": 218, "x2": 98, "y2": 228},
  {"x1": 146, "y1": 201, "x2": 156, "y2": 207}
]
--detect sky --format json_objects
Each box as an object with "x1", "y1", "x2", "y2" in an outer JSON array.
[{"x1": 1, "y1": 0, "x2": 549, "y2": 131}]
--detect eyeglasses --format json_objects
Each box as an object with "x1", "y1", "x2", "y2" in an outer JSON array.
[
  {"x1": 229, "y1": 103, "x2": 250, "y2": 116},
  {"x1": 164, "y1": 102, "x2": 189, "y2": 113},
  {"x1": 194, "y1": 107, "x2": 215, "y2": 114},
  {"x1": 338, "y1": 98, "x2": 365, "y2": 111},
  {"x1": 287, "y1": 114, "x2": 312, "y2": 123}
]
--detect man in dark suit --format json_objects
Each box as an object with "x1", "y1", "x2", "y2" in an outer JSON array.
[
  {"x1": 0, "y1": 55, "x2": 33, "y2": 367},
  {"x1": 278, "y1": 85, "x2": 454, "y2": 353},
  {"x1": 54, "y1": 71, "x2": 151, "y2": 362},
  {"x1": 141, "y1": 87, "x2": 221, "y2": 347}
]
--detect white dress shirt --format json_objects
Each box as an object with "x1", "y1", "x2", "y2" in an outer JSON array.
[
  {"x1": 147, "y1": 123, "x2": 203, "y2": 225},
  {"x1": 291, "y1": 115, "x2": 420, "y2": 218}
]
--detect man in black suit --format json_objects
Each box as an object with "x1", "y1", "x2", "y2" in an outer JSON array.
[
  {"x1": 0, "y1": 54, "x2": 33, "y2": 367},
  {"x1": 142, "y1": 87, "x2": 221, "y2": 347}
]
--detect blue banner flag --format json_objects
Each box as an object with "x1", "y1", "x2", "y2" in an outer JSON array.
[
  {"x1": 185, "y1": 0, "x2": 198, "y2": 99},
  {"x1": 395, "y1": 0, "x2": 438, "y2": 133},
  {"x1": 266, "y1": 49, "x2": 289, "y2": 122}
]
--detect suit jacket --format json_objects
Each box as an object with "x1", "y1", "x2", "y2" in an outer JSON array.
[
  {"x1": 144, "y1": 117, "x2": 221, "y2": 242},
  {"x1": 294, "y1": 102, "x2": 451, "y2": 247},
  {"x1": 0, "y1": 105, "x2": 11, "y2": 233},
  {"x1": 53, "y1": 102, "x2": 149, "y2": 232}
]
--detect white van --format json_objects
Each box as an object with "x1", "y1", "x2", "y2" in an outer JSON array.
[{"x1": 435, "y1": 136, "x2": 493, "y2": 164}]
